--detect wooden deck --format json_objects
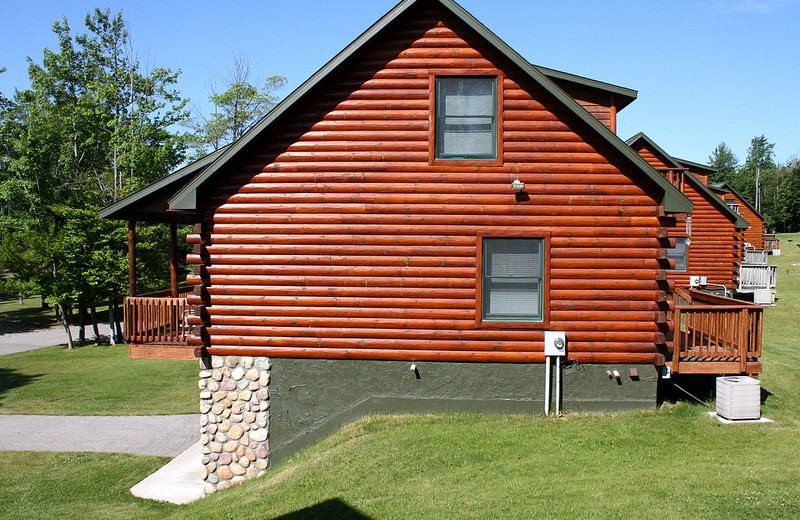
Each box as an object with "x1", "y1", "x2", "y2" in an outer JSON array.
[
  {"x1": 670, "y1": 287, "x2": 763, "y2": 376},
  {"x1": 123, "y1": 286, "x2": 195, "y2": 360}
]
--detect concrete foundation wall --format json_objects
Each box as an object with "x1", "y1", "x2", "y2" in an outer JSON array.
[{"x1": 268, "y1": 359, "x2": 658, "y2": 464}]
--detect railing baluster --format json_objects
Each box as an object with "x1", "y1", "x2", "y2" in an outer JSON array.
[{"x1": 122, "y1": 295, "x2": 189, "y2": 345}]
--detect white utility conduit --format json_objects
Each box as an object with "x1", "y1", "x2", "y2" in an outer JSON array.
[
  {"x1": 544, "y1": 355, "x2": 563, "y2": 415},
  {"x1": 544, "y1": 356, "x2": 552, "y2": 415},
  {"x1": 555, "y1": 356, "x2": 561, "y2": 416}
]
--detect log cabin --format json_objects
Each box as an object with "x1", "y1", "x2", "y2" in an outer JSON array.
[
  {"x1": 709, "y1": 181, "x2": 765, "y2": 250},
  {"x1": 100, "y1": 0, "x2": 766, "y2": 491},
  {"x1": 626, "y1": 133, "x2": 749, "y2": 292}
]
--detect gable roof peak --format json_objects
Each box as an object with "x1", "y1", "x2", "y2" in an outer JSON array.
[{"x1": 164, "y1": 0, "x2": 689, "y2": 214}]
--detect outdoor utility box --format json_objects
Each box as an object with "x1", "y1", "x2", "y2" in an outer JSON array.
[
  {"x1": 544, "y1": 331, "x2": 566, "y2": 357},
  {"x1": 716, "y1": 376, "x2": 761, "y2": 420},
  {"x1": 753, "y1": 288, "x2": 773, "y2": 305}
]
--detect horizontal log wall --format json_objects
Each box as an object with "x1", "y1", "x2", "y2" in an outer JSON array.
[
  {"x1": 730, "y1": 192, "x2": 764, "y2": 249},
  {"x1": 633, "y1": 145, "x2": 740, "y2": 288},
  {"x1": 188, "y1": 4, "x2": 668, "y2": 363}
]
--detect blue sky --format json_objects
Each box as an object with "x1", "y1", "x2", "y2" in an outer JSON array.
[{"x1": 1, "y1": 0, "x2": 799, "y2": 165}]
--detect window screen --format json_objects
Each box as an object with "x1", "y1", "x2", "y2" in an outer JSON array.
[
  {"x1": 667, "y1": 237, "x2": 688, "y2": 272},
  {"x1": 482, "y1": 238, "x2": 543, "y2": 321},
  {"x1": 435, "y1": 77, "x2": 497, "y2": 159}
]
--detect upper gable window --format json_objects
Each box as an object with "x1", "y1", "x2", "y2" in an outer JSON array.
[{"x1": 434, "y1": 76, "x2": 497, "y2": 160}]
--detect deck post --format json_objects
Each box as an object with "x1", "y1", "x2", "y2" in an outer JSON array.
[
  {"x1": 739, "y1": 309, "x2": 748, "y2": 373},
  {"x1": 170, "y1": 222, "x2": 179, "y2": 298},
  {"x1": 672, "y1": 307, "x2": 681, "y2": 374},
  {"x1": 128, "y1": 219, "x2": 136, "y2": 297}
]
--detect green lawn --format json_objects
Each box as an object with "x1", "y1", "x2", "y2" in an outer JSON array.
[
  {"x1": 0, "y1": 233, "x2": 798, "y2": 519},
  {"x1": 0, "y1": 345, "x2": 198, "y2": 415},
  {"x1": 0, "y1": 295, "x2": 58, "y2": 333}
]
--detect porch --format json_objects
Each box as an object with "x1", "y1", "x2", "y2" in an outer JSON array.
[
  {"x1": 124, "y1": 286, "x2": 195, "y2": 360},
  {"x1": 765, "y1": 234, "x2": 780, "y2": 253},
  {"x1": 738, "y1": 249, "x2": 777, "y2": 304},
  {"x1": 669, "y1": 287, "x2": 763, "y2": 377}
]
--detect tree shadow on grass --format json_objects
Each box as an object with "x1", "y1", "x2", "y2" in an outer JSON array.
[
  {"x1": 0, "y1": 301, "x2": 57, "y2": 335},
  {"x1": 269, "y1": 498, "x2": 374, "y2": 520},
  {"x1": 0, "y1": 368, "x2": 43, "y2": 402}
]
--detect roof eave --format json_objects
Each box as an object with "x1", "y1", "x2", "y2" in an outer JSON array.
[{"x1": 100, "y1": 146, "x2": 230, "y2": 220}]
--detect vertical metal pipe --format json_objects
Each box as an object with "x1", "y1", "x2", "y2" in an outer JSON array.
[
  {"x1": 555, "y1": 356, "x2": 561, "y2": 415},
  {"x1": 544, "y1": 356, "x2": 551, "y2": 415}
]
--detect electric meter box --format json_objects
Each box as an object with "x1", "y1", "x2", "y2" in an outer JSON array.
[{"x1": 544, "y1": 331, "x2": 566, "y2": 357}]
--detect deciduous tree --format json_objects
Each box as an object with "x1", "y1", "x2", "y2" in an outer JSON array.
[{"x1": 186, "y1": 54, "x2": 285, "y2": 157}]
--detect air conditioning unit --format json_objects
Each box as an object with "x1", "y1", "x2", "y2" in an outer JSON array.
[
  {"x1": 753, "y1": 288, "x2": 772, "y2": 305},
  {"x1": 716, "y1": 376, "x2": 761, "y2": 420}
]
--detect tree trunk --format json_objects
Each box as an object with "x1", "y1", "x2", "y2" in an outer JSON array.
[
  {"x1": 108, "y1": 297, "x2": 116, "y2": 345},
  {"x1": 78, "y1": 302, "x2": 86, "y2": 346},
  {"x1": 90, "y1": 305, "x2": 101, "y2": 345},
  {"x1": 57, "y1": 302, "x2": 74, "y2": 350},
  {"x1": 113, "y1": 296, "x2": 123, "y2": 342},
  {"x1": 18, "y1": 291, "x2": 23, "y2": 305}
]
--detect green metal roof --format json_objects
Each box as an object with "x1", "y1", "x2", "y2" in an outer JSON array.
[
  {"x1": 164, "y1": 0, "x2": 690, "y2": 214},
  {"x1": 99, "y1": 145, "x2": 230, "y2": 222},
  {"x1": 674, "y1": 157, "x2": 716, "y2": 176},
  {"x1": 626, "y1": 133, "x2": 748, "y2": 229},
  {"x1": 536, "y1": 65, "x2": 637, "y2": 110},
  {"x1": 709, "y1": 181, "x2": 764, "y2": 222}
]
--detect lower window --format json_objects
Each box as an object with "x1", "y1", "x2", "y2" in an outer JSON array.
[{"x1": 481, "y1": 238, "x2": 544, "y2": 322}]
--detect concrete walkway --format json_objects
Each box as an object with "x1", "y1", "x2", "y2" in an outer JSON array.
[
  {"x1": 0, "y1": 414, "x2": 200, "y2": 456},
  {"x1": 0, "y1": 323, "x2": 115, "y2": 356}
]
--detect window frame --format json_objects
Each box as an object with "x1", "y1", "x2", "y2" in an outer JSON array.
[
  {"x1": 429, "y1": 70, "x2": 504, "y2": 166},
  {"x1": 476, "y1": 230, "x2": 550, "y2": 329}
]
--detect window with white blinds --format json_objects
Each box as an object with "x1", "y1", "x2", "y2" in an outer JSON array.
[
  {"x1": 482, "y1": 238, "x2": 543, "y2": 321},
  {"x1": 435, "y1": 77, "x2": 497, "y2": 160}
]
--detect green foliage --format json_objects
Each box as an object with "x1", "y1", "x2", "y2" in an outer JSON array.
[
  {"x1": 0, "y1": 9, "x2": 189, "y2": 326},
  {"x1": 709, "y1": 136, "x2": 799, "y2": 232},
  {"x1": 708, "y1": 142, "x2": 738, "y2": 185},
  {"x1": 43, "y1": 205, "x2": 127, "y2": 308},
  {"x1": 186, "y1": 54, "x2": 285, "y2": 157}
]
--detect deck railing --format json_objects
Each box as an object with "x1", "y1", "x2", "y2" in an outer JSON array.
[
  {"x1": 123, "y1": 286, "x2": 193, "y2": 344},
  {"x1": 672, "y1": 287, "x2": 763, "y2": 374},
  {"x1": 764, "y1": 234, "x2": 780, "y2": 251},
  {"x1": 738, "y1": 264, "x2": 777, "y2": 291},
  {"x1": 664, "y1": 169, "x2": 685, "y2": 192},
  {"x1": 743, "y1": 249, "x2": 769, "y2": 265}
]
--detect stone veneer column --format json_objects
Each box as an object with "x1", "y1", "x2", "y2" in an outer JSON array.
[{"x1": 199, "y1": 355, "x2": 270, "y2": 494}]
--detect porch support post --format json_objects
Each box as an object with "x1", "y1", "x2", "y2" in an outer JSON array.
[
  {"x1": 170, "y1": 222, "x2": 179, "y2": 298},
  {"x1": 128, "y1": 218, "x2": 137, "y2": 297}
]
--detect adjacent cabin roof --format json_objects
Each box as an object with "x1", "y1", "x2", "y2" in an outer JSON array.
[
  {"x1": 674, "y1": 157, "x2": 716, "y2": 177},
  {"x1": 626, "y1": 133, "x2": 748, "y2": 230},
  {"x1": 536, "y1": 65, "x2": 637, "y2": 111},
  {"x1": 709, "y1": 181, "x2": 764, "y2": 222},
  {"x1": 100, "y1": 0, "x2": 689, "y2": 221}
]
